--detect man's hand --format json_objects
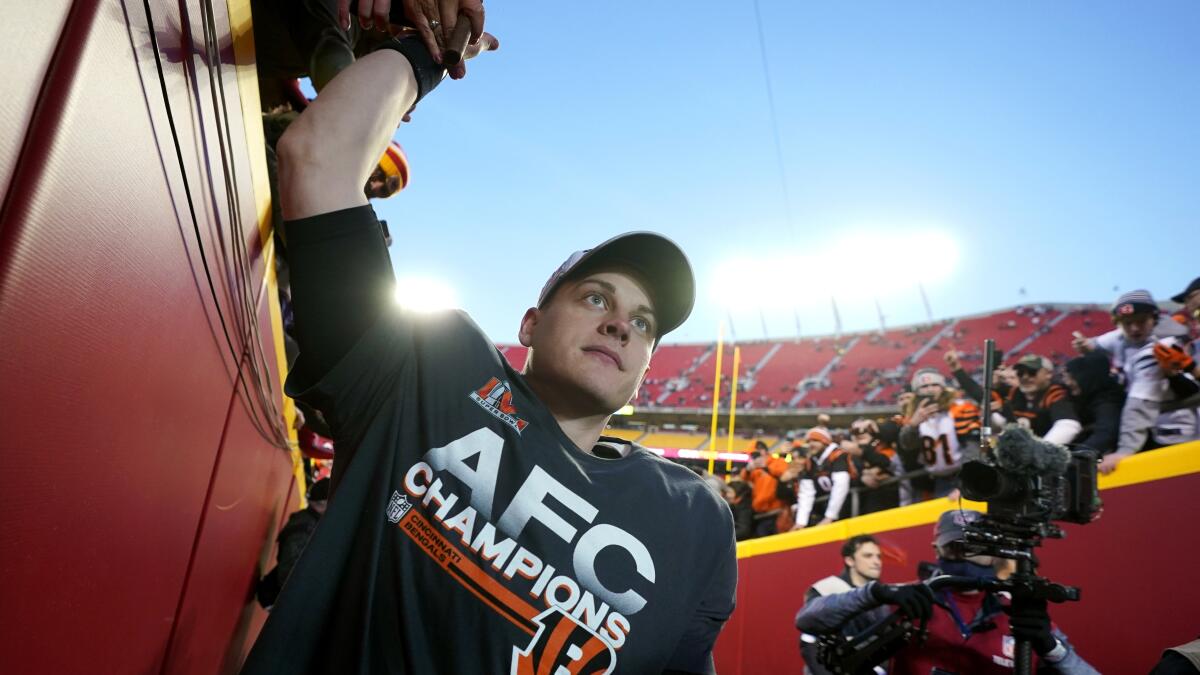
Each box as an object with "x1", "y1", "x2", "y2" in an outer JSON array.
[
  {"x1": 1006, "y1": 596, "x2": 1058, "y2": 656},
  {"x1": 1154, "y1": 342, "x2": 1195, "y2": 376},
  {"x1": 909, "y1": 398, "x2": 939, "y2": 426},
  {"x1": 1098, "y1": 451, "x2": 1130, "y2": 475},
  {"x1": 815, "y1": 517, "x2": 834, "y2": 526},
  {"x1": 1071, "y1": 331, "x2": 1094, "y2": 354},
  {"x1": 995, "y1": 366, "x2": 1018, "y2": 389},
  {"x1": 861, "y1": 467, "x2": 884, "y2": 488},
  {"x1": 944, "y1": 350, "x2": 961, "y2": 372},
  {"x1": 342, "y1": 0, "x2": 487, "y2": 77},
  {"x1": 870, "y1": 582, "x2": 934, "y2": 623}
]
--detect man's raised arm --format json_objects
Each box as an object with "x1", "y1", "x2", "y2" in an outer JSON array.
[{"x1": 273, "y1": 31, "x2": 496, "y2": 385}]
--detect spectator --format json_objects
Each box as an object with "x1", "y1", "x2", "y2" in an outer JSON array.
[
  {"x1": 1170, "y1": 275, "x2": 1200, "y2": 342},
  {"x1": 794, "y1": 535, "x2": 886, "y2": 675},
  {"x1": 1160, "y1": 276, "x2": 1200, "y2": 386},
  {"x1": 740, "y1": 441, "x2": 791, "y2": 537},
  {"x1": 899, "y1": 369, "x2": 980, "y2": 497},
  {"x1": 876, "y1": 417, "x2": 915, "y2": 506},
  {"x1": 697, "y1": 468, "x2": 725, "y2": 495},
  {"x1": 947, "y1": 351, "x2": 1080, "y2": 444},
  {"x1": 789, "y1": 428, "x2": 855, "y2": 529},
  {"x1": 845, "y1": 418, "x2": 903, "y2": 514},
  {"x1": 256, "y1": 478, "x2": 330, "y2": 610},
  {"x1": 1074, "y1": 290, "x2": 1198, "y2": 473},
  {"x1": 721, "y1": 480, "x2": 755, "y2": 541},
  {"x1": 1064, "y1": 352, "x2": 1125, "y2": 455}
]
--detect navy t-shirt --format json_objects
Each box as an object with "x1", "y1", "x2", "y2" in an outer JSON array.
[{"x1": 243, "y1": 206, "x2": 737, "y2": 674}]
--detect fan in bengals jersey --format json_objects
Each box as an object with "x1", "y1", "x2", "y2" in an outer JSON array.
[
  {"x1": 946, "y1": 350, "x2": 1082, "y2": 446},
  {"x1": 899, "y1": 368, "x2": 980, "y2": 498}
]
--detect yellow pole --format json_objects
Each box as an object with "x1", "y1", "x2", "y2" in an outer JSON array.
[
  {"x1": 725, "y1": 346, "x2": 741, "y2": 473},
  {"x1": 708, "y1": 323, "x2": 724, "y2": 474}
]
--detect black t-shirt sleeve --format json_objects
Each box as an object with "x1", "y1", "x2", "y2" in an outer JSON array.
[
  {"x1": 284, "y1": 205, "x2": 396, "y2": 385},
  {"x1": 663, "y1": 499, "x2": 738, "y2": 674}
]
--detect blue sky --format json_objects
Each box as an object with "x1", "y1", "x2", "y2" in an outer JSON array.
[{"x1": 365, "y1": 1, "x2": 1198, "y2": 344}]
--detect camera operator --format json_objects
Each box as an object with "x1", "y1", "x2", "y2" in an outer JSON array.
[
  {"x1": 795, "y1": 510, "x2": 1097, "y2": 674},
  {"x1": 795, "y1": 535, "x2": 888, "y2": 675}
]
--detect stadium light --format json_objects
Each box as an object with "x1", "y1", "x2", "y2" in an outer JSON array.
[
  {"x1": 710, "y1": 228, "x2": 960, "y2": 308},
  {"x1": 394, "y1": 276, "x2": 459, "y2": 313}
]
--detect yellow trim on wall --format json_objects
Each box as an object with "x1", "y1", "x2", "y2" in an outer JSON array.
[
  {"x1": 225, "y1": 0, "x2": 304, "y2": 505},
  {"x1": 738, "y1": 440, "x2": 1200, "y2": 560}
]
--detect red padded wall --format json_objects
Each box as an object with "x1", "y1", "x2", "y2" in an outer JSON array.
[
  {"x1": 715, "y1": 471, "x2": 1200, "y2": 674},
  {"x1": 0, "y1": 1, "x2": 293, "y2": 673}
]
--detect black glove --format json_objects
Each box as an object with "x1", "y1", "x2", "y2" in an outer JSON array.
[
  {"x1": 870, "y1": 582, "x2": 934, "y2": 623},
  {"x1": 1006, "y1": 595, "x2": 1058, "y2": 656}
]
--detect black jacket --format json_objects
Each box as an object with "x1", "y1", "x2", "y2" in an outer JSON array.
[{"x1": 1065, "y1": 352, "x2": 1125, "y2": 454}]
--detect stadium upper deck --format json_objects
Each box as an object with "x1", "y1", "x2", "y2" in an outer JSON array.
[{"x1": 501, "y1": 304, "x2": 1107, "y2": 411}]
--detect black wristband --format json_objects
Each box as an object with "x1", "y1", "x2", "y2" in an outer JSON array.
[{"x1": 374, "y1": 35, "x2": 446, "y2": 104}]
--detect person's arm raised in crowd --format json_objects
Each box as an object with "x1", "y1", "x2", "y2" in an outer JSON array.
[
  {"x1": 945, "y1": 350, "x2": 986, "y2": 403},
  {"x1": 1071, "y1": 331, "x2": 1096, "y2": 354},
  {"x1": 276, "y1": 33, "x2": 496, "y2": 382},
  {"x1": 341, "y1": 0, "x2": 486, "y2": 76},
  {"x1": 277, "y1": 51, "x2": 418, "y2": 221}
]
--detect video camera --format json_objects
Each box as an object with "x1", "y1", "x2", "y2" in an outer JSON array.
[
  {"x1": 959, "y1": 425, "x2": 1101, "y2": 525},
  {"x1": 816, "y1": 340, "x2": 1102, "y2": 675}
]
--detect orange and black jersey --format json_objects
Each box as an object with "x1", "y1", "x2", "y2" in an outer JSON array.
[
  {"x1": 801, "y1": 446, "x2": 857, "y2": 490},
  {"x1": 950, "y1": 399, "x2": 982, "y2": 439},
  {"x1": 951, "y1": 369, "x2": 1077, "y2": 437},
  {"x1": 856, "y1": 440, "x2": 897, "y2": 474},
  {"x1": 1004, "y1": 384, "x2": 1077, "y2": 436}
]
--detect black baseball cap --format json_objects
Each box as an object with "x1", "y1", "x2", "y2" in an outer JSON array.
[
  {"x1": 935, "y1": 509, "x2": 983, "y2": 548},
  {"x1": 1171, "y1": 277, "x2": 1200, "y2": 304},
  {"x1": 537, "y1": 232, "x2": 696, "y2": 341}
]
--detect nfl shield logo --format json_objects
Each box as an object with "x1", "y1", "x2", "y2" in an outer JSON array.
[
  {"x1": 386, "y1": 491, "x2": 411, "y2": 523},
  {"x1": 1002, "y1": 635, "x2": 1015, "y2": 659}
]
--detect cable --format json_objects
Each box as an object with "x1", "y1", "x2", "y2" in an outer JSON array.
[
  {"x1": 142, "y1": 0, "x2": 289, "y2": 448},
  {"x1": 196, "y1": 0, "x2": 287, "y2": 440},
  {"x1": 751, "y1": 0, "x2": 796, "y2": 242}
]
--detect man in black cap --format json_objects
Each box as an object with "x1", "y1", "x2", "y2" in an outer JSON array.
[
  {"x1": 1163, "y1": 276, "x2": 1200, "y2": 380},
  {"x1": 945, "y1": 351, "x2": 1081, "y2": 445},
  {"x1": 1171, "y1": 276, "x2": 1200, "y2": 321},
  {"x1": 243, "y1": 15, "x2": 736, "y2": 675}
]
